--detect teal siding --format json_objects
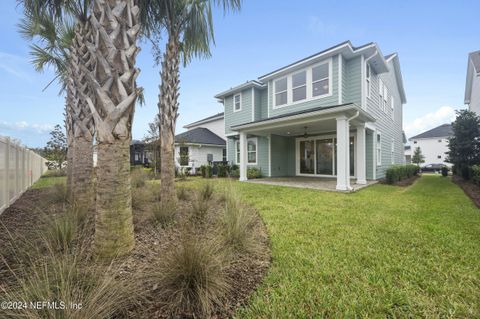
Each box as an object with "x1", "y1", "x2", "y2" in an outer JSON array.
[
  {"x1": 345, "y1": 56, "x2": 362, "y2": 105},
  {"x1": 227, "y1": 137, "x2": 236, "y2": 165},
  {"x1": 254, "y1": 88, "x2": 262, "y2": 121},
  {"x1": 224, "y1": 89, "x2": 253, "y2": 135},
  {"x1": 268, "y1": 55, "x2": 340, "y2": 118},
  {"x1": 259, "y1": 89, "x2": 268, "y2": 119},
  {"x1": 271, "y1": 134, "x2": 296, "y2": 177},
  {"x1": 365, "y1": 60, "x2": 404, "y2": 179},
  {"x1": 341, "y1": 54, "x2": 348, "y2": 103}
]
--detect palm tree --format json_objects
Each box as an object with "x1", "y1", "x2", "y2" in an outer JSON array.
[
  {"x1": 140, "y1": 0, "x2": 241, "y2": 207},
  {"x1": 80, "y1": 0, "x2": 141, "y2": 258},
  {"x1": 20, "y1": 0, "x2": 141, "y2": 258},
  {"x1": 19, "y1": 1, "x2": 95, "y2": 209}
]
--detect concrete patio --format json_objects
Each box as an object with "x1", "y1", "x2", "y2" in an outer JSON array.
[{"x1": 246, "y1": 176, "x2": 377, "y2": 192}]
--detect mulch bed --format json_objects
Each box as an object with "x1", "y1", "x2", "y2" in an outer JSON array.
[
  {"x1": 379, "y1": 175, "x2": 420, "y2": 187},
  {"x1": 451, "y1": 175, "x2": 480, "y2": 208},
  {"x1": 0, "y1": 182, "x2": 271, "y2": 318}
]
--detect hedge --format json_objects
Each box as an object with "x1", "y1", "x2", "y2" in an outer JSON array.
[
  {"x1": 471, "y1": 165, "x2": 480, "y2": 186},
  {"x1": 385, "y1": 164, "x2": 420, "y2": 184}
]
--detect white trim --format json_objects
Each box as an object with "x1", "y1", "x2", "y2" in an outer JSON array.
[
  {"x1": 365, "y1": 63, "x2": 371, "y2": 99},
  {"x1": 291, "y1": 69, "x2": 307, "y2": 103},
  {"x1": 273, "y1": 77, "x2": 288, "y2": 108},
  {"x1": 251, "y1": 87, "x2": 255, "y2": 121},
  {"x1": 390, "y1": 95, "x2": 395, "y2": 120},
  {"x1": 338, "y1": 54, "x2": 343, "y2": 104},
  {"x1": 184, "y1": 113, "x2": 224, "y2": 129},
  {"x1": 258, "y1": 42, "x2": 378, "y2": 81},
  {"x1": 267, "y1": 81, "x2": 271, "y2": 118},
  {"x1": 376, "y1": 131, "x2": 382, "y2": 166},
  {"x1": 361, "y1": 54, "x2": 365, "y2": 109},
  {"x1": 225, "y1": 132, "x2": 239, "y2": 137},
  {"x1": 272, "y1": 58, "x2": 333, "y2": 110},
  {"x1": 233, "y1": 93, "x2": 242, "y2": 112},
  {"x1": 235, "y1": 137, "x2": 258, "y2": 166},
  {"x1": 268, "y1": 134, "x2": 272, "y2": 177}
]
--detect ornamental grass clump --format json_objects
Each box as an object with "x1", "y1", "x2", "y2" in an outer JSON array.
[
  {"x1": 152, "y1": 201, "x2": 176, "y2": 227},
  {"x1": 220, "y1": 185, "x2": 260, "y2": 254},
  {"x1": 145, "y1": 235, "x2": 230, "y2": 317}
]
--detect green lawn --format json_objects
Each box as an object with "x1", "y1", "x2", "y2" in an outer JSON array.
[
  {"x1": 31, "y1": 176, "x2": 66, "y2": 189},
  {"x1": 34, "y1": 175, "x2": 480, "y2": 317}
]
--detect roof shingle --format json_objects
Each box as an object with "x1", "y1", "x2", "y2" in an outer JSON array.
[
  {"x1": 175, "y1": 127, "x2": 225, "y2": 146},
  {"x1": 409, "y1": 124, "x2": 453, "y2": 140}
]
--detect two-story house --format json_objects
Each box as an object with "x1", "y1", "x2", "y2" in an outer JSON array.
[
  {"x1": 215, "y1": 41, "x2": 406, "y2": 190},
  {"x1": 408, "y1": 124, "x2": 453, "y2": 166},
  {"x1": 465, "y1": 50, "x2": 480, "y2": 115}
]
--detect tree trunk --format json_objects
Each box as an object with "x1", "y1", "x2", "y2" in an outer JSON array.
[
  {"x1": 65, "y1": 96, "x2": 74, "y2": 199},
  {"x1": 159, "y1": 35, "x2": 180, "y2": 208},
  {"x1": 83, "y1": 0, "x2": 141, "y2": 258},
  {"x1": 94, "y1": 139, "x2": 134, "y2": 258},
  {"x1": 72, "y1": 136, "x2": 94, "y2": 209}
]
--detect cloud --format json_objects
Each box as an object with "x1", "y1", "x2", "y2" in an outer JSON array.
[
  {"x1": 0, "y1": 121, "x2": 54, "y2": 134},
  {"x1": 404, "y1": 106, "x2": 457, "y2": 138}
]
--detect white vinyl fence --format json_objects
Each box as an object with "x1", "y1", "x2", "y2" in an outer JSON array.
[{"x1": 0, "y1": 136, "x2": 48, "y2": 214}]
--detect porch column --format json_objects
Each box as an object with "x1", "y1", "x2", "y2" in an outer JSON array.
[
  {"x1": 336, "y1": 116, "x2": 351, "y2": 191},
  {"x1": 239, "y1": 131, "x2": 248, "y2": 181},
  {"x1": 356, "y1": 124, "x2": 367, "y2": 184}
]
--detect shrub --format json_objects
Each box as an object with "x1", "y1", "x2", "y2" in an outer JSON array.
[
  {"x1": 219, "y1": 186, "x2": 259, "y2": 254},
  {"x1": 2, "y1": 244, "x2": 141, "y2": 319},
  {"x1": 471, "y1": 165, "x2": 480, "y2": 185},
  {"x1": 153, "y1": 201, "x2": 176, "y2": 227},
  {"x1": 441, "y1": 166, "x2": 449, "y2": 177},
  {"x1": 230, "y1": 168, "x2": 239, "y2": 178},
  {"x1": 217, "y1": 164, "x2": 230, "y2": 178},
  {"x1": 247, "y1": 167, "x2": 262, "y2": 179},
  {"x1": 43, "y1": 169, "x2": 66, "y2": 178},
  {"x1": 200, "y1": 182, "x2": 214, "y2": 201},
  {"x1": 191, "y1": 196, "x2": 209, "y2": 220},
  {"x1": 385, "y1": 164, "x2": 419, "y2": 184},
  {"x1": 205, "y1": 165, "x2": 212, "y2": 178},
  {"x1": 146, "y1": 236, "x2": 230, "y2": 317},
  {"x1": 132, "y1": 187, "x2": 154, "y2": 210}
]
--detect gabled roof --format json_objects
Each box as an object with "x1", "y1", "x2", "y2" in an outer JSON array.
[
  {"x1": 184, "y1": 112, "x2": 224, "y2": 129},
  {"x1": 409, "y1": 124, "x2": 453, "y2": 140},
  {"x1": 214, "y1": 81, "x2": 265, "y2": 100},
  {"x1": 175, "y1": 127, "x2": 225, "y2": 146},
  {"x1": 386, "y1": 53, "x2": 407, "y2": 104},
  {"x1": 465, "y1": 50, "x2": 480, "y2": 104}
]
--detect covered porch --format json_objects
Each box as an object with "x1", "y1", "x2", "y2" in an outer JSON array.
[
  {"x1": 246, "y1": 176, "x2": 377, "y2": 192},
  {"x1": 231, "y1": 104, "x2": 376, "y2": 191}
]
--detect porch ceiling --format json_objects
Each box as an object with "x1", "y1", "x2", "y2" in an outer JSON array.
[{"x1": 231, "y1": 103, "x2": 374, "y2": 137}]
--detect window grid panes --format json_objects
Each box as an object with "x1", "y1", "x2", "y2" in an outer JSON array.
[
  {"x1": 312, "y1": 63, "x2": 329, "y2": 97},
  {"x1": 275, "y1": 78, "x2": 288, "y2": 106},
  {"x1": 292, "y1": 71, "x2": 307, "y2": 102},
  {"x1": 234, "y1": 94, "x2": 241, "y2": 111}
]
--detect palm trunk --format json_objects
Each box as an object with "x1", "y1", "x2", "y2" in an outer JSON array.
[
  {"x1": 159, "y1": 35, "x2": 180, "y2": 208},
  {"x1": 65, "y1": 95, "x2": 74, "y2": 200},
  {"x1": 70, "y1": 22, "x2": 95, "y2": 209},
  {"x1": 94, "y1": 139, "x2": 134, "y2": 257},
  {"x1": 72, "y1": 135, "x2": 94, "y2": 209},
  {"x1": 83, "y1": 0, "x2": 141, "y2": 258}
]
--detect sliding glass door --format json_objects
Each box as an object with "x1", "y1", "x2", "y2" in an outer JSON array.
[
  {"x1": 299, "y1": 140, "x2": 315, "y2": 174},
  {"x1": 298, "y1": 136, "x2": 355, "y2": 177},
  {"x1": 316, "y1": 139, "x2": 333, "y2": 175}
]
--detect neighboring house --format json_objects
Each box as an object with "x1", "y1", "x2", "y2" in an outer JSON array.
[
  {"x1": 215, "y1": 41, "x2": 406, "y2": 190},
  {"x1": 408, "y1": 124, "x2": 453, "y2": 166},
  {"x1": 465, "y1": 50, "x2": 480, "y2": 115},
  {"x1": 404, "y1": 145, "x2": 412, "y2": 164},
  {"x1": 130, "y1": 140, "x2": 149, "y2": 166},
  {"x1": 174, "y1": 113, "x2": 226, "y2": 173}
]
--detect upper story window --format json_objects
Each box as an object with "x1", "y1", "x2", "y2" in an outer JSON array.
[
  {"x1": 274, "y1": 77, "x2": 288, "y2": 107},
  {"x1": 234, "y1": 94, "x2": 241, "y2": 112},
  {"x1": 376, "y1": 132, "x2": 382, "y2": 166},
  {"x1": 292, "y1": 71, "x2": 307, "y2": 102},
  {"x1": 366, "y1": 63, "x2": 371, "y2": 98},
  {"x1": 379, "y1": 79, "x2": 388, "y2": 112},
  {"x1": 312, "y1": 63, "x2": 329, "y2": 97}
]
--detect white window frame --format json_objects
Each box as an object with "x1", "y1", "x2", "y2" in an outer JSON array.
[
  {"x1": 233, "y1": 93, "x2": 242, "y2": 112},
  {"x1": 376, "y1": 132, "x2": 382, "y2": 166},
  {"x1": 179, "y1": 146, "x2": 189, "y2": 166},
  {"x1": 366, "y1": 63, "x2": 371, "y2": 99},
  {"x1": 292, "y1": 70, "x2": 307, "y2": 103},
  {"x1": 390, "y1": 95, "x2": 394, "y2": 120},
  {"x1": 272, "y1": 58, "x2": 333, "y2": 109},
  {"x1": 383, "y1": 85, "x2": 388, "y2": 112},
  {"x1": 235, "y1": 138, "x2": 258, "y2": 165},
  {"x1": 391, "y1": 139, "x2": 395, "y2": 164},
  {"x1": 274, "y1": 77, "x2": 288, "y2": 107}
]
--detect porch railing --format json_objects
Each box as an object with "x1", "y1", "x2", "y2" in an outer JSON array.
[{"x1": 0, "y1": 136, "x2": 48, "y2": 214}]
